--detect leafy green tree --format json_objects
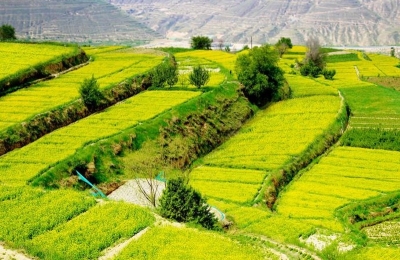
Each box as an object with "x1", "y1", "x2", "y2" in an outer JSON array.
[
  {"x1": 0, "y1": 24, "x2": 16, "y2": 41},
  {"x1": 190, "y1": 36, "x2": 212, "y2": 50},
  {"x1": 235, "y1": 44, "x2": 285, "y2": 107},
  {"x1": 189, "y1": 65, "x2": 210, "y2": 88},
  {"x1": 275, "y1": 37, "x2": 293, "y2": 57},
  {"x1": 79, "y1": 76, "x2": 105, "y2": 111},
  {"x1": 159, "y1": 178, "x2": 217, "y2": 229}
]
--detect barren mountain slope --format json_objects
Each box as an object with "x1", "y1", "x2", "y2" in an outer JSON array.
[
  {"x1": 0, "y1": 0, "x2": 160, "y2": 44},
  {"x1": 110, "y1": 0, "x2": 400, "y2": 46}
]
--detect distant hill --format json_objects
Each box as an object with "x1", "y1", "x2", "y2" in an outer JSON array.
[
  {"x1": 110, "y1": 0, "x2": 400, "y2": 46},
  {"x1": 0, "y1": 0, "x2": 161, "y2": 44}
]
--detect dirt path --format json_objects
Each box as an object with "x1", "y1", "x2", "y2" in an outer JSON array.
[{"x1": 0, "y1": 244, "x2": 32, "y2": 260}]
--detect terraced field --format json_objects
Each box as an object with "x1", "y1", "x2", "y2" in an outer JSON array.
[
  {"x1": 0, "y1": 43, "x2": 78, "y2": 82},
  {"x1": 0, "y1": 91, "x2": 200, "y2": 186},
  {"x1": 0, "y1": 48, "x2": 164, "y2": 131},
  {"x1": 1, "y1": 44, "x2": 400, "y2": 260}
]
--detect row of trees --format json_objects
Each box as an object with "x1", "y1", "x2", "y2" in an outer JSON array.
[{"x1": 150, "y1": 59, "x2": 210, "y2": 89}]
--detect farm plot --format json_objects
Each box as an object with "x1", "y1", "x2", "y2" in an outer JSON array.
[
  {"x1": 114, "y1": 225, "x2": 273, "y2": 260},
  {"x1": 363, "y1": 219, "x2": 400, "y2": 246},
  {"x1": 0, "y1": 43, "x2": 78, "y2": 81},
  {"x1": 319, "y1": 53, "x2": 400, "y2": 130},
  {"x1": 0, "y1": 91, "x2": 200, "y2": 185},
  {"x1": 285, "y1": 73, "x2": 338, "y2": 97},
  {"x1": 176, "y1": 50, "x2": 237, "y2": 74},
  {"x1": 274, "y1": 146, "x2": 400, "y2": 232},
  {"x1": 0, "y1": 50, "x2": 163, "y2": 131},
  {"x1": 202, "y1": 95, "x2": 342, "y2": 171},
  {"x1": 25, "y1": 202, "x2": 154, "y2": 260},
  {"x1": 0, "y1": 187, "x2": 95, "y2": 246},
  {"x1": 175, "y1": 53, "x2": 226, "y2": 87}
]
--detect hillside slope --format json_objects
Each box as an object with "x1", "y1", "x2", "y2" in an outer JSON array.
[
  {"x1": 0, "y1": 0, "x2": 160, "y2": 44},
  {"x1": 110, "y1": 0, "x2": 400, "y2": 46}
]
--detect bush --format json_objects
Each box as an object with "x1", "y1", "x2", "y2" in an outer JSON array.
[
  {"x1": 322, "y1": 69, "x2": 336, "y2": 80},
  {"x1": 159, "y1": 178, "x2": 217, "y2": 229},
  {"x1": 79, "y1": 76, "x2": 105, "y2": 111}
]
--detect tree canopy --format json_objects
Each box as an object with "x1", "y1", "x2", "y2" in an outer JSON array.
[
  {"x1": 190, "y1": 36, "x2": 212, "y2": 50},
  {"x1": 235, "y1": 44, "x2": 285, "y2": 107},
  {"x1": 0, "y1": 24, "x2": 16, "y2": 41},
  {"x1": 275, "y1": 37, "x2": 293, "y2": 57}
]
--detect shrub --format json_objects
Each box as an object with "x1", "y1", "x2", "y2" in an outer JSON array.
[
  {"x1": 322, "y1": 69, "x2": 336, "y2": 80},
  {"x1": 79, "y1": 76, "x2": 105, "y2": 111},
  {"x1": 159, "y1": 178, "x2": 217, "y2": 229}
]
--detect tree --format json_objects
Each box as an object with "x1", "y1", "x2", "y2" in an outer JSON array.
[
  {"x1": 159, "y1": 178, "x2": 217, "y2": 229},
  {"x1": 79, "y1": 76, "x2": 105, "y2": 111},
  {"x1": 189, "y1": 65, "x2": 210, "y2": 88},
  {"x1": 217, "y1": 38, "x2": 224, "y2": 50},
  {"x1": 275, "y1": 37, "x2": 293, "y2": 57},
  {"x1": 235, "y1": 44, "x2": 285, "y2": 107},
  {"x1": 0, "y1": 24, "x2": 16, "y2": 41},
  {"x1": 126, "y1": 141, "x2": 166, "y2": 207},
  {"x1": 390, "y1": 47, "x2": 395, "y2": 57},
  {"x1": 166, "y1": 65, "x2": 179, "y2": 88},
  {"x1": 151, "y1": 61, "x2": 179, "y2": 88},
  {"x1": 304, "y1": 37, "x2": 326, "y2": 70},
  {"x1": 191, "y1": 36, "x2": 212, "y2": 50}
]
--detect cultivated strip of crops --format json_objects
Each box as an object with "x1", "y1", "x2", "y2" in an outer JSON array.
[
  {"x1": 274, "y1": 147, "x2": 400, "y2": 232},
  {"x1": 176, "y1": 50, "x2": 237, "y2": 73},
  {"x1": 203, "y1": 95, "x2": 341, "y2": 170},
  {"x1": 0, "y1": 91, "x2": 200, "y2": 185},
  {"x1": 0, "y1": 187, "x2": 95, "y2": 246},
  {"x1": 26, "y1": 202, "x2": 155, "y2": 260},
  {"x1": 0, "y1": 50, "x2": 163, "y2": 131},
  {"x1": 0, "y1": 43, "x2": 78, "y2": 80},
  {"x1": 114, "y1": 225, "x2": 273, "y2": 260}
]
